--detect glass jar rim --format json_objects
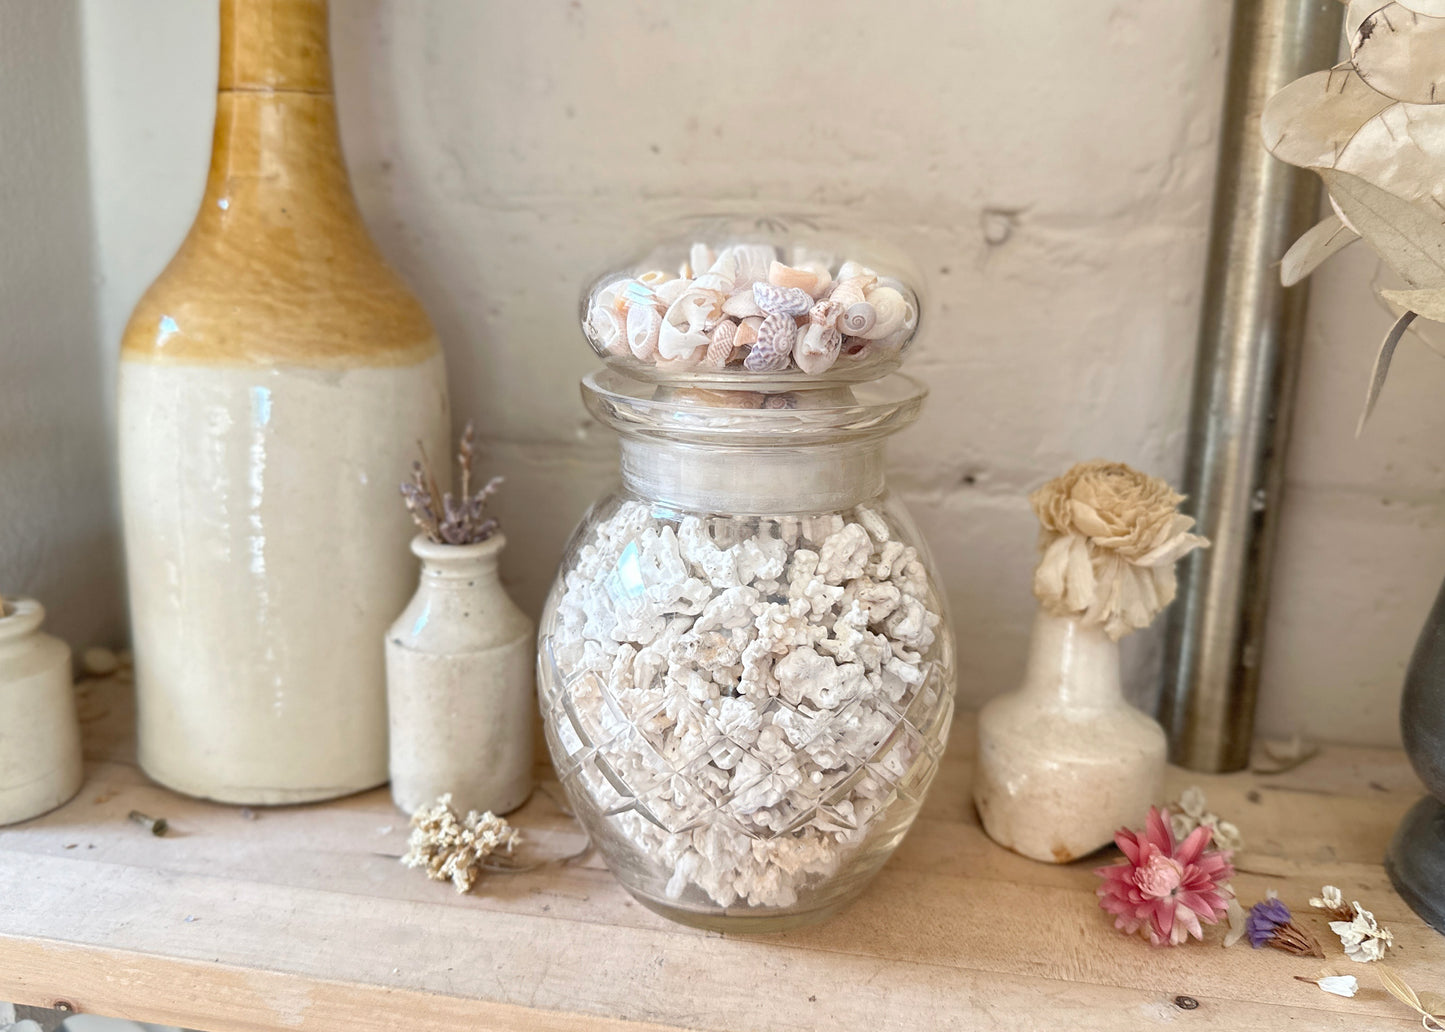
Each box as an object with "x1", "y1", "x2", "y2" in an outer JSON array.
[{"x1": 581, "y1": 367, "x2": 927, "y2": 447}]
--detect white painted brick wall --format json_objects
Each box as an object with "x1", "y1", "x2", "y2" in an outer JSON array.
[{"x1": 83, "y1": 2, "x2": 1439, "y2": 748}]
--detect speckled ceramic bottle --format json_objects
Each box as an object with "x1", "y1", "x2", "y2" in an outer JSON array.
[
  {"x1": 118, "y1": 0, "x2": 449, "y2": 803},
  {"x1": 386, "y1": 534, "x2": 535, "y2": 816},
  {"x1": 974, "y1": 609, "x2": 1166, "y2": 863},
  {"x1": 0, "y1": 599, "x2": 83, "y2": 825}
]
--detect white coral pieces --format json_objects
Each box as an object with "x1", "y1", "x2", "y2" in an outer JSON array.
[
  {"x1": 401, "y1": 794, "x2": 520, "y2": 894},
  {"x1": 545, "y1": 502, "x2": 948, "y2": 909},
  {"x1": 584, "y1": 243, "x2": 920, "y2": 376},
  {"x1": 1029, "y1": 460, "x2": 1209, "y2": 640},
  {"x1": 1311, "y1": 886, "x2": 1395, "y2": 962}
]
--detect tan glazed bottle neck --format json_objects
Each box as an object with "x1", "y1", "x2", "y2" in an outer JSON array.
[{"x1": 119, "y1": 0, "x2": 438, "y2": 368}]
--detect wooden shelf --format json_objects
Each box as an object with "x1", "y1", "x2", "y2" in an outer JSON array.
[{"x1": 1, "y1": 677, "x2": 1441, "y2": 1031}]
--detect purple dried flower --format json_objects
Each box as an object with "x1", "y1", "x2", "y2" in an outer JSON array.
[
  {"x1": 1244, "y1": 896, "x2": 1323, "y2": 956},
  {"x1": 1245, "y1": 898, "x2": 1291, "y2": 947}
]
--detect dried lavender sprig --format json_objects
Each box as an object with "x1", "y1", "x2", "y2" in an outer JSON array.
[{"x1": 399, "y1": 423, "x2": 503, "y2": 545}]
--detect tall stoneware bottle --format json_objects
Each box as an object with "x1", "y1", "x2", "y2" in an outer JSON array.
[{"x1": 118, "y1": 0, "x2": 449, "y2": 803}]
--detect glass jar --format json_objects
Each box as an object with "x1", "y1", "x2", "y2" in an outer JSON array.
[{"x1": 537, "y1": 369, "x2": 955, "y2": 931}]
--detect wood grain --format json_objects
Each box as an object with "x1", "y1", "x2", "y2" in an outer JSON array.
[{"x1": 0, "y1": 677, "x2": 1440, "y2": 1031}]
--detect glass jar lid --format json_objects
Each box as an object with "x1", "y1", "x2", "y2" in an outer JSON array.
[{"x1": 581, "y1": 218, "x2": 923, "y2": 388}]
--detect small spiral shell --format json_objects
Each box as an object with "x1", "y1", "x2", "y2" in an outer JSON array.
[
  {"x1": 744, "y1": 312, "x2": 797, "y2": 371},
  {"x1": 840, "y1": 302, "x2": 876, "y2": 336}
]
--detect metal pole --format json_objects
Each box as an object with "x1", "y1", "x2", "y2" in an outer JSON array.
[{"x1": 1159, "y1": 0, "x2": 1343, "y2": 772}]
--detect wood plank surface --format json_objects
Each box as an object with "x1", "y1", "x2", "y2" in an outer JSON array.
[{"x1": 0, "y1": 677, "x2": 1440, "y2": 1031}]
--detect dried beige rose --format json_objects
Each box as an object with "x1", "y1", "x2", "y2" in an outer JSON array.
[{"x1": 1030, "y1": 460, "x2": 1209, "y2": 640}]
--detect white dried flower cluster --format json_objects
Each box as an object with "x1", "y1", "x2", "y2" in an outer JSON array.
[
  {"x1": 401, "y1": 793, "x2": 520, "y2": 894},
  {"x1": 546, "y1": 500, "x2": 948, "y2": 909},
  {"x1": 1030, "y1": 460, "x2": 1208, "y2": 640},
  {"x1": 1311, "y1": 885, "x2": 1395, "y2": 962},
  {"x1": 1169, "y1": 785, "x2": 1244, "y2": 853}
]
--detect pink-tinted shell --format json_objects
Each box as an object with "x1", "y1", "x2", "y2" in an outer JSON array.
[
  {"x1": 743, "y1": 311, "x2": 797, "y2": 371},
  {"x1": 704, "y1": 319, "x2": 738, "y2": 370},
  {"x1": 734, "y1": 315, "x2": 763, "y2": 348},
  {"x1": 809, "y1": 298, "x2": 843, "y2": 328},
  {"x1": 752, "y1": 282, "x2": 813, "y2": 318}
]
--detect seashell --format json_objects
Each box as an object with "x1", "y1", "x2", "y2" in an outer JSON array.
[
  {"x1": 827, "y1": 273, "x2": 876, "y2": 310},
  {"x1": 692, "y1": 271, "x2": 733, "y2": 294},
  {"x1": 768, "y1": 261, "x2": 832, "y2": 299},
  {"x1": 836, "y1": 260, "x2": 877, "y2": 282},
  {"x1": 655, "y1": 277, "x2": 693, "y2": 306},
  {"x1": 689, "y1": 243, "x2": 716, "y2": 278},
  {"x1": 627, "y1": 303, "x2": 662, "y2": 361},
  {"x1": 614, "y1": 278, "x2": 663, "y2": 315},
  {"x1": 637, "y1": 270, "x2": 673, "y2": 288},
  {"x1": 809, "y1": 299, "x2": 843, "y2": 328},
  {"x1": 840, "y1": 301, "x2": 876, "y2": 336},
  {"x1": 856, "y1": 285, "x2": 917, "y2": 340},
  {"x1": 795, "y1": 321, "x2": 843, "y2": 375},
  {"x1": 704, "y1": 319, "x2": 738, "y2": 370},
  {"x1": 733, "y1": 315, "x2": 763, "y2": 348},
  {"x1": 586, "y1": 290, "x2": 628, "y2": 355},
  {"x1": 719, "y1": 244, "x2": 777, "y2": 286},
  {"x1": 752, "y1": 282, "x2": 812, "y2": 318},
  {"x1": 841, "y1": 336, "x2": 870, "y2": 357},
  {"x1": 658, "y1": 320, "x2": 711, "y2": 362},
  {"x1": 665, "y1": 286, "x2": 726, "y2": 334},
  {"x1": 743, "y1": 312, "x2": 797, "y2": 371},
  {"x1": 723, "y1": 289, "x2": 764, "y2": 319}
]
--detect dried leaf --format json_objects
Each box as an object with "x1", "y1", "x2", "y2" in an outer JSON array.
[
  {"x1": 1358, "y1": 310, "x2": 1418, "y2": 434},
  {"x1": 1320, "y1": 169, "x2": 1445, "y2": 288},
  {"x1": 1377, "y1": 965, "x2": 1444, "y2": 1030},
  {"x1": 1351, "y1": 3, "x2": 1445, "y2": 104},
  {"x1": 1280, "y1": 215, "x2": 1361, "y2": 285},
  {"x1": 1337, "y1": 104, "x2": 1445, "y2": 214},
  {"x1": 1381, "y1": 286, "x2": 1445, "y2": 320},
  {"x1": 1380, "y1": 965, "x2": 1424, "y2": 1011},
  {"x1": 1261, "y1": 66, "x2": 1393, "y2": 169}
]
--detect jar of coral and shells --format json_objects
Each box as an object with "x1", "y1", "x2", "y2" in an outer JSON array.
[{"x1": 538, "y1": 231, "x2": 955, "y2": 932}]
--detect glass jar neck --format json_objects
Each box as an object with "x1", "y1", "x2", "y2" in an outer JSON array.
[{"x1": 619, "y1": 438, "x2": 886, "y2": 514}]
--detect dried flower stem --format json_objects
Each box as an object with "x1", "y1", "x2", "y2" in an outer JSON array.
[
  {"x1": 401, "y1": 421, "x2": 503, "y2": 546},
  {"x1": 1268, "y1": 922, "x2": 1325, "y2": 958}
]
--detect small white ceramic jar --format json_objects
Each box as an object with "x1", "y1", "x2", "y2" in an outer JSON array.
[
  {"x1": 0, "y1": 599, "x2": 83, "y2": 825},
  {"x1": 974, "y1": 609, "x2": 1166, "y2": 863},
  {"x1": 386, "y1": 534, "x2": 535, "y2": 816}
]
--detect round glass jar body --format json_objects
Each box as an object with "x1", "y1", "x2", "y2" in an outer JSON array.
[{"x1": 537, "y1": 371, "x2": 955, "y2": 931}]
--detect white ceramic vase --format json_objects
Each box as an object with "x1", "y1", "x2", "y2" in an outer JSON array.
[
  {"x1": 974, "y1": 608, "x2": 1166, "y2": 863},
  {"x1": 386, "y1": 534, "x2": 535, "y2": 816},
  {"x1": 0, "y1": 599, "x2": 83, "y2": 825}
]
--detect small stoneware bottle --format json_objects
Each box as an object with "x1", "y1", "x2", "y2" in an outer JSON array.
[
  {"x1": 386, "y1": 534, "x2": 535, "y2": 816},
  {"x1": 0, "y1": 599, "x2": 83, "y2": 825},
  {"x1": 974, "y1": 608, "x2": 1166, "y2": 863}
]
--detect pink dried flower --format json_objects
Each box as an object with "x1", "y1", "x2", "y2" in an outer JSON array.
[{"x1": 1095, "y1": 806, "x2": 1235, "y2": 946}]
